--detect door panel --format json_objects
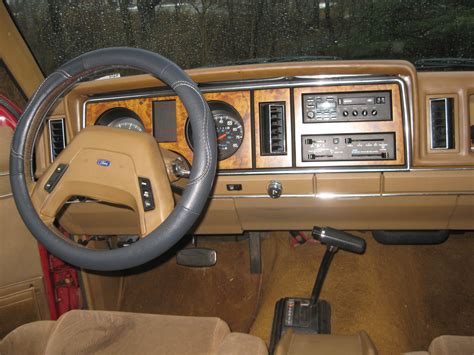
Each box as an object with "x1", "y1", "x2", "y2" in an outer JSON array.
[
  {"x1": 0, "y1": 9, "x2": 50, "y2": 336},
  {"x1": 0, "y1": 125, "x2": 50, "y2": 337}
]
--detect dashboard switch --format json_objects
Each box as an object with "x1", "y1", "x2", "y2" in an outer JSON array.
[
  {"x1": 138, "y1": 177, "x2": 155, "y2": 211},
  {"x1": 267, "y1": 181, "x2": 283, "y2": 199},
  {"x1": 226, "y1": 184, "x2": 242, "y2": 191},
  {"x1": 44, "y1": 164, "x2": 68, "y2": 193}
]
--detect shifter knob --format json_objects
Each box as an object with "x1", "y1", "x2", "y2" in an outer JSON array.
[
  {"x1": 267, "y1": 181, "x2": 282, "y2": 199},
  {"x1": 312, "y1": 226, "x2": 366, "y2": 254}
]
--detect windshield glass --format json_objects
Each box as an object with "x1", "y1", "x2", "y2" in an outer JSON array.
[{"x1": 4, "y1": 0, "x2": 473, "y2": 75}]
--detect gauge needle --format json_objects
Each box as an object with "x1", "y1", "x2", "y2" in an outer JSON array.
[{"x1": 217, "y1": 133, "x2": 227, "y2": 141}]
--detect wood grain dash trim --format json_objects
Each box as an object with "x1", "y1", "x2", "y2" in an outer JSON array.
[{"x1": 85, "y1": 91, "x2": 252, "y2": 170}]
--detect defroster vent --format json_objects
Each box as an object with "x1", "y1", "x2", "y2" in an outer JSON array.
[{"x1": 48, "y1": 118, "x2": 66, "y2": 162}]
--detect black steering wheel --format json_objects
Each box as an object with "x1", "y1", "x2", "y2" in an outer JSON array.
[{"x1": 10, "y1": 48, "x2": 217, "y2": 271}]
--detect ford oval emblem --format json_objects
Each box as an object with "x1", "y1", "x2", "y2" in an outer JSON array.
[{"x1": 97, "y1": 159, "x2": 111, "y2": 167}]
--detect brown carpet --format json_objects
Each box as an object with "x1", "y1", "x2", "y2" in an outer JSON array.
[
  {"x1": 119, "y1": 232, "x2": 473, "y2": 355},
  {"x1": 251, "y1": 231, "x2": 474, "y2": 355},
  {"x1": 119, "y1": 237, "x2": 262, "y2": 333}
]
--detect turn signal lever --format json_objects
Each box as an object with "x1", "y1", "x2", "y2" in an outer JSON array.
[{"x1": 310, "y1": 227, "x2": 366, "y2": 306}]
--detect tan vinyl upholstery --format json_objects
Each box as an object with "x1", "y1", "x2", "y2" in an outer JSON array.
[
  {"x1": 274, "y1": 330, "x2": 378, "y2": 355},
  {"x1": 0, "y1": 310, "x2": 268, "y2": 355},
  {"x1": 404, "y1": 335, "x2": 474, "y2": 355}
]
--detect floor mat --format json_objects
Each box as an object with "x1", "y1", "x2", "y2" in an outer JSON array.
[
  {"x1": 119, "y1": 236, "x2": 263, "y2": 333},
  {"x1": 251, "y1": 231, "x2": 474, "y2": 354}
]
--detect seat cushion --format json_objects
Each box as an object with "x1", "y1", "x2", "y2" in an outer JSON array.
[
  {"x1": 216, "y1": 332, "x2": 268, "y2": 355},
  {"x1": 428, "y1": 335, "x2": 474, "y2": 355},
  {"x1": 275, "y1": 330, "x2": 378, "y2": 355},
  {"x1": 403, "y1": 335, "x2": 474, "y2": 355},
  {"x1": 0, "y1": 310, "x2": 267, "y2": 355},
  {"x1": 0, "y1": 320, "x2": 56, "y2": 355}
]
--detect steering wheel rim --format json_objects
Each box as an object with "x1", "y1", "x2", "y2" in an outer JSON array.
[{"x1": 10, "y1": 47, "x2": 217, "y2": 271}]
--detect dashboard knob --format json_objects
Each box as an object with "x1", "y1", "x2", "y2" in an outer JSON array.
[{"x1": 267, "y1": 181, "x2": 283, "y2": 199}]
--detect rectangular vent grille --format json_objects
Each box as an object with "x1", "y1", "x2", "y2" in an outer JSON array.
[
  {"x1": 48, "y1": 118, "x2": 66, "y2": 162},
  {"x1": 430, "y1": 98, "x2": 454, "y2": 150},
  {"x1": 260, "y1": 103, "x2": 287, "y2": 155}
]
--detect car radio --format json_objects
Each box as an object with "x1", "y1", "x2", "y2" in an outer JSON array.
[{"x1": 302, "y1": 91, "x2": 392, "y2": 123}]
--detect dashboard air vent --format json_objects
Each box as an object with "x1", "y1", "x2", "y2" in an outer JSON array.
[
  {"x1": 48, "y1": 118, "x2": 66, "y2": 162},
  {"x1": 429, "y1": 98, "x2": 454, "y2": 150},
  {"x1": 260, "y1": 103, "x2": 286, "y2": 155}
]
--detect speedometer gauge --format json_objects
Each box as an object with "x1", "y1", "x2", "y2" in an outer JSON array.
[
  {"x1": 185, "y1": 101, "x2": 244, "y2": 161},
  {"x1": 95, "y1": 107, "x2": 145, "y2": 133},
  {"x1": 108, "y1": 117, "x2": 145, "y2": 132}
]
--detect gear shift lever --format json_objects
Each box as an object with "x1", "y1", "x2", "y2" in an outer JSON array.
[
  {"x1": 269, "y1": 227, "x2": 366, "y2": 354},
  {"x1": 310, "y1": 227, "x2": 366, "y2": 306}
]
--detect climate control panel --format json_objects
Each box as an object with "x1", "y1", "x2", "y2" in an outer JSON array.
[{"x1": 302, "y1": 133, "x2": 396, "y2": 162}]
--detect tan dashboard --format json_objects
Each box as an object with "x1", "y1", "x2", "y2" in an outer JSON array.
[{"x1": 35, "y1": 61, "x2": 474, "y2": 233}]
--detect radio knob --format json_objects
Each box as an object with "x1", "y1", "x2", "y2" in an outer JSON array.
[
  {"x1": 362, "y1": 110, "x2": 368, "y2": 116},
  {"x1": 267, "y1": 181, "x2": 283, "y2": 199},
  {"x1": 352, "y1": 110, "x2": 358, "y2": 116},
  {"x1": 371, "y1": 110, "x2": 378, "y2": 116},
  {"x1": 343, "y1": 111, "x2": 349, "y2": 117}
]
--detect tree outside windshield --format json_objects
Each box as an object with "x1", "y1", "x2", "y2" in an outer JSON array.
[{"x1": 5, "y1": 0, "x2": 473, "y2": 75}]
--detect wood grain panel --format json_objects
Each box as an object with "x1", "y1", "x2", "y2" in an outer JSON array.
[
  {"x1": 85, "y1": 83, "x2": 405, "y2": 170},
  {"x1": 203, "y1": 91, "x2": 252, "y2": 170},
  {"x1": 253, "y1": 89, "x2": 292, "y2": 168},
  {"x1": 293, "y1": 83, "x2": 406, "y2": 167},
  {"x1": 85, "y1": 91, "x2": 252, "y2": 170},
  {"x1": 86, "y1": 98, "x2": 153, "y2": 133}
]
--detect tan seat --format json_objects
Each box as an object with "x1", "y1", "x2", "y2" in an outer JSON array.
[
  {"x1": 403, "y1": 335, "x2": 474, "y2": 355},
  {"x1": 275, "y1": 329, "x2": 378, "y2": 355},
  {"x1": 0, "y1": 310, "x2": 267, "y2": 355}
]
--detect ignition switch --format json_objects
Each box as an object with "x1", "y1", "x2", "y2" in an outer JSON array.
[{"x1": 267, "y1": 181, "x2": 283, "y2": 199}]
